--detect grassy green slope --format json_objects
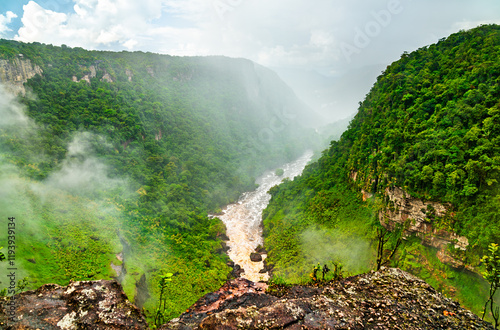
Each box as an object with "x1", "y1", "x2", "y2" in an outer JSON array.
[
  {"x1": 263, "y1": 24, "x2": 500, "y2": 317},
  {"x1": 0, "y1": 40, "x2": 320, "y2": 323}
]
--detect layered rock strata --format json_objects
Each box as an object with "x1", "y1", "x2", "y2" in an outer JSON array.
[{"x1": 381, "y1": 186, "x2": 469, "y2": 268}]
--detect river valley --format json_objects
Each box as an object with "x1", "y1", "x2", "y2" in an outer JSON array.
[{"x1": 215, "y1": 151, "x2": 313, "y2": 282}]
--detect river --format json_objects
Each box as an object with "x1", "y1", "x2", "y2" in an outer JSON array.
[{"x1": 216, "y1": 151, "x2": 313, "y2": 282}]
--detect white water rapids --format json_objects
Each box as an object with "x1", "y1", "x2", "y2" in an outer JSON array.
[{"x1": 215, "y1": 151, "x2": 313, "y2": 282}]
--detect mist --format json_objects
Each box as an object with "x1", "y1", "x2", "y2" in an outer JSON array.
[
  {"x1": 273, "y1": 64, "x2": 385, "y2": 122},
  {"x1": 3, "y1": 1, "x2": 498, "y2": 128},
  {"x1": 44, "y1": 132, "x2": 128, "y2": 198},
  {"x1": 300, "y1": 226, "x2": 373, "y2": 276},
  {"x1": 0, "y1": 85, "x2": 128, "y2": 290}
]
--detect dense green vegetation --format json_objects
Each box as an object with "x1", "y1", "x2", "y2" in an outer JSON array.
[
  {"x1": 263, "y1": 24, "x2": 500, "y2": 317},
  {"x1": 0, "y1": 39, "x2": 320, "y2": 323}
]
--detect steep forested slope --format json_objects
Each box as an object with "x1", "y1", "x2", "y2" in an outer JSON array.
[
  {"x1": 0, "y1": 40, "x2": 319, "y2": 321},
  {"x1": 263, "y1": 24, "x2": 500, "y2": 315}
]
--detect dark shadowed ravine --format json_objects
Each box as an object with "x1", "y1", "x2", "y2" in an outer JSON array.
[{"x1": 213, "y1": 151, "x2": 313, "y2": 282}]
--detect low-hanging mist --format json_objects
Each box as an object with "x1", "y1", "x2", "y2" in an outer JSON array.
[
  {"x1": 0, "y1": 85, "x2": 129, "y2": 290},
  {"x1": 299, "y1": 226, "x2": 372, "y2": 276}
]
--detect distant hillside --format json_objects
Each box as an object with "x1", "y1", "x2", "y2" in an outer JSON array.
[
  {"x1": 0, "y1": 40, "x2": 321, "y2": 321},
  {"x1": 262, "y1": 24, "x2": 500, "y2": 317}
]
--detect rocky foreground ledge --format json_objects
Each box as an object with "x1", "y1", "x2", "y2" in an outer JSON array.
[
  {"x1": 0, "y1": 268, "x2": 493, "y2": 329},
  {"x1": 0, "y1": 280, "x2": 148, "y2": 329},
  {"x1": 163, "y1": 268, "x2": 493, "y2": 330}
]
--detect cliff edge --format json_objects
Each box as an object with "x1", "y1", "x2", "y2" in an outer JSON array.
[
  {"x1": 0, "y1": 279, "x2": 148, "y2": 329},
  {"x1": 0, "y1": 268, "x2": 493, "y2": 329},
  {"x1": 163, "y1": 268, "x2": 492, "y2": 329}
]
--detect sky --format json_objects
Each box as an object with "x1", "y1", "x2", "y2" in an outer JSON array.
[{"x1": 1, "y1": 0, "x2": 500, "y2": 120}]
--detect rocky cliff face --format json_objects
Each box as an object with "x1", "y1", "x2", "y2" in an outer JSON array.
[
  {"x1": 380, "y1": 186, "x2": 470, "y2": 269},
  {"x1": 163, "y1": 268, "x2": 492, "y2": 329},
  {"x1": 72, "y1": 64, "x2": 115, "y2": 83},
  {"x1": 0, "y1": 279, "x2": 148, "y2": 329},
  {"x1": 0, "y1": 56, "x2": 43, "y2": 95}
]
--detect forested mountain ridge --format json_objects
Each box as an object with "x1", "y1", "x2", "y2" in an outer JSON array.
[
  {"x1": 0, "y1": 39, "x2": 321, "y2": 322},
  {"x1": 262, "y1": 24, "x2": 500, "y2": 316}
]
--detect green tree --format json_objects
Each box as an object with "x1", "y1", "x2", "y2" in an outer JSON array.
[
  {"x1": 481, "y1": 243, "x2": 500, "y2": 329},
  {"x1": 375, "y1": 225, "x2": 404, "y2": 271},
  {"x1": 154, "y1": 272, "x2": 174, "y2": 328}
]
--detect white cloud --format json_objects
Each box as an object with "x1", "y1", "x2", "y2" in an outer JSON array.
[
  {"x1": 10, "y1": 0, "x2": 500, "y2": 76},
  {"x1": 15, "y1": 0, "x2": 168, "y2": 50},
  {"x1": 310, "y1": 30, "x2": 335, "y2": 48},
  {"x1": 148, "y1": 25, "x2": 207, "y2": 56},
  {"x1": 122, "y1": 39, "x2": 138, "y2": 50},
  {"x1": 44, "y1": 132, "x2": 125, "y2": 196},
  {"x1": 0, "y1": 11, "x2": 17, "y2": 36},
  {"x1": 163, "y1": 0, "x2": 210, "y2": 20},
  {"x1": 450, "y1": 19, "x2": 500, "y2": 32},
  {"x1": 15, "y1": 2, "x2": 68, "y2": 44}
]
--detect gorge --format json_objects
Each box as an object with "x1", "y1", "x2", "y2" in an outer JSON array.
[
  {"x1": 215, "y1": 150, "x2": 313, "y2": 282},
  {"x1": 0, "y1": 24, "x2": 500, "y2": 329}
]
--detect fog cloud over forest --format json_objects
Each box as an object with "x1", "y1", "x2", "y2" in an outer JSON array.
[
  {"x1": 0, "y1": 85, "x2": 128, "y2": 288},
  {"x1": 1, "y1": 0, "x2": 499, "y2": 121}
]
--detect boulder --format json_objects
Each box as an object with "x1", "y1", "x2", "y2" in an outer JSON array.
[{"x1": 250, "y1": 253, "x2": 263, "y2": 262}]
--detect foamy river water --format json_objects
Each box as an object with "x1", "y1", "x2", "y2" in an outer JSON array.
[{"x1": 214, "y1": 151, "x2": 313, "y2": 282}]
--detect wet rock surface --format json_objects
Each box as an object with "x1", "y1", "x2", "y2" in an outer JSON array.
[
  {"x1": 0, "y1": 269, "x2": 491, "y2": 329},
  {"x1": 162, "y1": 268, "x2": 493, "y2": 329},
  {"x1": 227, "y1": 261, "x2": 245, "y2": 278},
  {"x1": 0, "y1": 279, "x2": 148, "y2": 329},
  {"x1": 250, "y1": 252, "x2": 263, "y2": 262}
]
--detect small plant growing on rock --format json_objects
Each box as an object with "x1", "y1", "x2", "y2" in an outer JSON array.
[
  {"x1": 322, "y1": 264, "x2": 330, "y2": 281},
  {"x1": 309, "y1": 262, "x2": 343, "y2": 283},
  {"x1": 310, "y1": 263, "x2": 321, "y2": 282},
  {"x1": 154, "y1": 272, "x2": 173, "y2": 328},
  {"x1": 331, "y1": 261, "x2": 344, "y2": 281},
  {"x1": 275, "y1": 168, "x2": 284, "y2": 177},
  {"x1": 373, "y1": 216, "x2": 408, "y2": 271},
  {"x1": 481, "y1": 243, "x2": 500, "y2": 329}
]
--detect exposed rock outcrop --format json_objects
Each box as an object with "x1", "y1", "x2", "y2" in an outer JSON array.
[
  {"x1": 227, "y1": 261, "x2": 245, "y2": 278},
  {"x1": 72, "y1": 65, "x2": 114, "y2": 84},
  {"x1": 162, "y1": 268, "x2": 493, "y2": 329},
  {"x1": 0, "y1": 57, "x2": 43, "y2": 95},
  {"x1": 0, "y1": 280, "x2": 148, "y2": 329},
  {"x1": 125, "y1": 69, "x2": 133, "y2": 82},
  {"x1": 250, "y1": 252, "x2": 263, "y2": 262},
  {"x1": 101, "y1": 72, "x2": 114, "y2": 83},
  {"x1": 0, "y1": 269, "x2": 491, "y2": 329},
  {"x1": 380, "y1": 186, "x2": 469, "y2": 268}
]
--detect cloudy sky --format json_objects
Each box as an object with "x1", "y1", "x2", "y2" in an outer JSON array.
[{"x1": 1, "y1": 0, "x2": 500, "y2": 119}]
